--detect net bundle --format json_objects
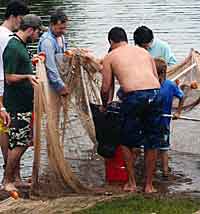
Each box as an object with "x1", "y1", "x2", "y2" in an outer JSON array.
[
  {"x1": 168, "y1": 50, "x2": 200, "y2": 154},
  {"x1": 31, "y1": 48, "x2": 200, "y2": 197},
  {"x1": 31, "y1": 49, "x2": 105, "y2": 197},
  {"x1": 168, "y1": 49, "x2": 200, "y2": 111}
]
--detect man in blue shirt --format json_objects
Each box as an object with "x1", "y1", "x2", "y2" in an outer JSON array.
[
  {"x1": 38, "y1": 9, "x2": 69, "y2": 96},
  {"x1": 133, "y1": 26, "x2": 177, "y2": 66},
  {"x1": 154, "y1": 58, "x2": 184, "y2": 177}
]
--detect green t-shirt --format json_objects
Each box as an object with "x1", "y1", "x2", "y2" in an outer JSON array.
[{"x1": 3, "y1": 36, "x2": 34, "y2": 113}]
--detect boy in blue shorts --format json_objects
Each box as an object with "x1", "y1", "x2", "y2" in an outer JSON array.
[{"x1": 154, "y1": 58, "x2": 184, "y2": 177}]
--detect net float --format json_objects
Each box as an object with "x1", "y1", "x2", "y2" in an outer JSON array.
[
  {"x1": 190, "y1": 80, "x2": 198, "y2": 89},
  {"x1": 10, "y1": 191, "x2": 19, "y2": 200},
  {"x1": 32, "y1": 57, "x2": 39, "y2": 66},
  {"x1": 64, "y1": 50, "x2": 74, "y2": 57},
  {"x1": 175, "y1": 79, "x2": 180, "y2": 85},
  {"x1": 38, "y1": 52, "x2": 46, "y2": 61}
]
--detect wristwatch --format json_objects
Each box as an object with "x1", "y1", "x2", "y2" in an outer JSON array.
[{"x1": 0, "y1": 107, "x2": 6, "y2": 112}]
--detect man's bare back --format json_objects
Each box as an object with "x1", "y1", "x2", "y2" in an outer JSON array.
[{"x1": 103, "y1": 44, "x2": 160, "y2": 93}]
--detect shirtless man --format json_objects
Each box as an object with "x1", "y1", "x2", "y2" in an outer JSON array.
[{"x1": 101, "y1": 27, "x2": 162, "y2": 193}]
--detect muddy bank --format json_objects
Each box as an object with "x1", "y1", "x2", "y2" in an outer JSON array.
[
  {"x1": 1, "y1": 192, "x2": 200, "y2": 214},
  {"x1": 0, "y1": 150, "x2": 199, "y2": 213}
]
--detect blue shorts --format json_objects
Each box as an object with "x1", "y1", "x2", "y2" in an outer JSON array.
[
  {"x1": 120, "y1": 89, "x2": 162, "y2": 150},
  {"x1": 159, "y1": 125, "x2": 170, "y2": 151}
]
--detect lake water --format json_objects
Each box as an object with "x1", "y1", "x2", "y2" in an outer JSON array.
[
  {"x1": 1, "y1": 0, "x2": 200, "y2": 59},
  {"x1": 0, "y1": 0, "x2": 199, "y2": 188}
]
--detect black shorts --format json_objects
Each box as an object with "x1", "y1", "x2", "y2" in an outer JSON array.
[{"x1": 8, "y1": 112, "x2": 33, "y2": 150}]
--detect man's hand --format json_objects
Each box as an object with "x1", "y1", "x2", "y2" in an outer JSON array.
[
  {"x1": 59, "y1": 85, "x2": 70, "y2": 96},
  {"x1": 27, "y1": 75, "x2": 39, "y2": 87},
  {"x1": 0, "y1": 110, "x2": 11, "y2": 127},
  {"x1": 172, "y1": 112, "x2": 181, "y2": 120}
]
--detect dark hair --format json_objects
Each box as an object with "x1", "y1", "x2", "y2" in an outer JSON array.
[
  {"x1": 108, "y1": 27, "x2": 128, "y2": 44},
  {"x1": 50, "y1": 9, "x2": 68, "y2": 25},
  {"x1": 19, "y1": 14, "x2": 42, "y2": 31},
  {"x1": 5, "y1": 0, "x2": 29, "y2": 19},
  {"x1": 133, "y1": 26, "x2": 154, "y2": 46}
]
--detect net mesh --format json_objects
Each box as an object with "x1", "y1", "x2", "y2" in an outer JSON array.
[
  {"x1": 167, "y1": 49, "x2": 200, "y2": 111},
  {"x1": 167, "y1": 49, "x2": 200, "y2": 154},
  {"x1": 31, "y1": 49, "x2": 104, "y2": 197},
  {"x1": 31, "y1": 49, "x2": 200, "y2": 197}
]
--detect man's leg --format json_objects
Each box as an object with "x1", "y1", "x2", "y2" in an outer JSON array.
[
  {"x1": 121, "y1": 145, "x2": 137, "y2": 192},
  {"x1": 0, "y1": 133, "x2": 9, "y2": 183},
  {"x1": 160, "y1": 150, "x2": 169, "y2": 176},
  {"x1": 144, "y1": 149, "x2": 157, "y2": 193},
  {"x1": 14, "y1": 150, "x2": 31, "y2": 187},
  {"x1": 4, "y1": 146, "x2": 28, "y2": 191}
]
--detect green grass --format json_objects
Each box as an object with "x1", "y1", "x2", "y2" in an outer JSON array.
[{"x1": 76, "y1": 195, "x2": 200, "y2": 214}]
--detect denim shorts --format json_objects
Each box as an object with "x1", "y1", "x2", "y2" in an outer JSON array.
[
  {"x1": 120, "y1": 89, "x2": 162, "y2": 150},
  {"x1": 159, "y1": 125, "x2": 170, "y2": 151}
]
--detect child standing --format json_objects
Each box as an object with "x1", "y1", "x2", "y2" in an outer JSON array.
[{"x1": 154, "y1": 58, "x2": 184, "y2": 177}]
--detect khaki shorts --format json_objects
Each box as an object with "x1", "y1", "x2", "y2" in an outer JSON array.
[{"x1": 0, "y1": 118, "x2": 9, "y2": 134}]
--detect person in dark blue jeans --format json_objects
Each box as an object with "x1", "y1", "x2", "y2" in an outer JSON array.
[{"x1": 154, "y1": 58, "x2": 184, "y2": 177}]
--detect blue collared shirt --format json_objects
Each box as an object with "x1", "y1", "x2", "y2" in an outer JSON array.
[
  {"x1": 38, "y1": 29, "x2": 67, "y2": 92},
  {"x1": 148, "y1": 38, "x2": 177, "y2": 66}
]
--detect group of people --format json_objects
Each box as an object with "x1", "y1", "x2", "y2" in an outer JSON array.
[
  {"x1": 0, "y1": 0, "x2": 184, "y2": 194},
  {"x1": 0, "y1": 0, "x2": 69, "y2": 192},
  {"x1": 101, "y1": 27, "x2": 184, "y2": 193}
]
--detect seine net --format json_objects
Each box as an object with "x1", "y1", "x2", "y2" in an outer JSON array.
[
  {"x1": 31, "y1": 49, "x2": 105, "y2": 197},
  {"x1": 168, "y1": 49, "x2": 200, "y2": 111},
  {"x1": 168, "y1": 50, "x2": 200, "y2": 154},
  {"x1": 31, "y1": 49, "x2": 200, "y2": 197}
]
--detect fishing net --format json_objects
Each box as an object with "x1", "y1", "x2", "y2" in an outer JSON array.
[
  {"x1": 31, "y1": 49, "x2": 105, "y2": 197},
  {"x1": 31, "y1": 48, "x2": 200, "y2": 197},
  {"x1": 167, "y1": 49, "x2": 200, "y2": 111},
  {"x1": 167, "y1": 50, "x2": 200, "y2": 154}
]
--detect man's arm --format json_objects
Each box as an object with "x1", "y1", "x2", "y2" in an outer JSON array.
[
  {"x1": 108, "y1": 73, "x2": 115, "y2": 103},
  {"x1": 173, "y1": 97, "x2": 184, "y2": 119},
  {"x1": 5, "y1": 74, "x2": 38, "y2": 87},
  {"x1": 0, "y1": 80, "x2": 10, "y2": 126},
  {"x1": 163, "y1": 43, "x2": 177, "y2": 66},
  {"x1": 0, "y1": 100, "x2": 11, "y2": 127},
  {"x1": 151, "y1": 56, "x2": 160, "y2": 81},
  {"x1": 173, "y1": 85, "x2": 184, "y2": 119},
  {"x1": 101, "y1": 57, "x2": 114, "y2": 108},
  {"x1": 39, "y1": 39, "x2": 69, "y2": 95}
]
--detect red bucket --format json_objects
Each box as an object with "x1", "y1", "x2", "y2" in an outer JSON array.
[{"x1": 105, "y1": 145, "x2": 128, "y2": 183}]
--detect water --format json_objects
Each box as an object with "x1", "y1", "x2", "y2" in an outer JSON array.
[
  {"x1": 0, "y1": 0, "x2": 199, "y2": 191},
  {"x1": 1, "y1": 0, "x2": 200, "y2": 59}
]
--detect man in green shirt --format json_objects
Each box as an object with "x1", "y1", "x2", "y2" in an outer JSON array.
[
  {"x1": 3, "y1": 14, "x2": 43, "y2": 192},
  {"x1": 0, "y1": 0, "x2": 29, "y2": 186}
]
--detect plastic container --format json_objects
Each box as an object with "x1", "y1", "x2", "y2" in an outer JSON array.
[{"x1": 105, "y1": 145, "x2": 128, "y2": 183}]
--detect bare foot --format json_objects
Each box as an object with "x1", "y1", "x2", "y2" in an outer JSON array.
[
  {"x1": 123, "y1": 183, "x2": 137, "y2": 192},
  {"x1": 144, "y1": 185, "x2": 157, "y2": 194},
  {"x1": 4, "y1": 183, "x2": 18, "y2": 192}
]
